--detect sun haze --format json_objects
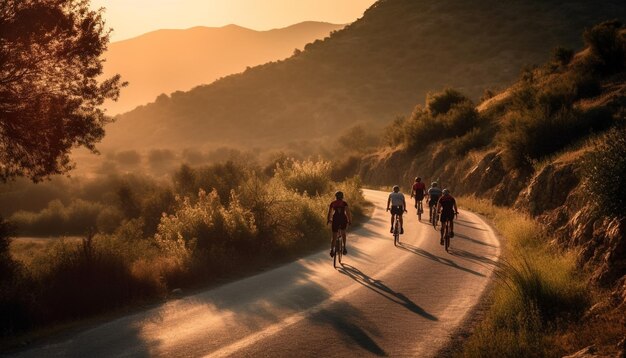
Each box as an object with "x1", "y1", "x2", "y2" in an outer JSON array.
[{"x1": 90, "y1": 0, "x2": 377, "y2": 41}]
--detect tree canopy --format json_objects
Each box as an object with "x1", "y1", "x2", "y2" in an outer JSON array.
[{"x1": 0, "y1": 0, "x2": 124, "y2": 181}]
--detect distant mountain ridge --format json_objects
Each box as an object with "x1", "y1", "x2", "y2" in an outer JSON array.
[
  {"x1": 102, "y1": 21, "x2": 344, "y2": 114},
  {"x1": 105, "y1": 0, "x2": 626, "y2": 152}
]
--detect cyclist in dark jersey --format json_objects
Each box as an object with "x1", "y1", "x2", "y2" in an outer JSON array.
[
  {"x1": 327, "y1": 191, "x2": 352, "y2": 257},
  {"x1": 411, "y1": 177, "x2": 426, "y2": 209},
  {"x1": 437, "y1": 189, "x2": 458, "y2": 244}
]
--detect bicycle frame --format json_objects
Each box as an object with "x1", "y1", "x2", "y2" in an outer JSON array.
[{"x1": 393, "y1": 215, "x2": 400, "y2": 246}]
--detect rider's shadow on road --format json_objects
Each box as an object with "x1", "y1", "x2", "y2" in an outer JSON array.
[
  {"x1": 337, "y1": 264, "x2": 437, "y2": 321},
  {"x1": 396, "y1": 242, "x2": 485, "y2": 277}
]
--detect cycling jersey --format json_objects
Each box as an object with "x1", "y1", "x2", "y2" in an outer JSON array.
[
  {"x1": 439, "y1": 195, "x2": 456, "y2": 221},
  {"x1": 330, "y1": 199, "x2": 349, "y2": 232},
  {"x1": 412, "y1": 182, "x2": 426, "y2": 199},
  {"x1": 388, "y1": 192, "x2": 405, "y2": 207},
  {"x1": 428, "y1": 187, "x2": 442, "y2": 205}
]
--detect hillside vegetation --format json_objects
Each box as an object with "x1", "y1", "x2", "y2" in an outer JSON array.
[
  {"x1": 103, "y1": 0, "x2": 626, "y2": 154},
  {"x1": 357, "y1": 20, "x2": 626, "y2": 356}
]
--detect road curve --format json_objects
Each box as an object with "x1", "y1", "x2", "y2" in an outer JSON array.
[{"x1": 12, "y1": 189, "x2": 501, "y2": 357}]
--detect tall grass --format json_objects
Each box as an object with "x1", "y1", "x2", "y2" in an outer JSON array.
[{"x1": 459, "y1": 196, "x2": 588, "y2": 357}]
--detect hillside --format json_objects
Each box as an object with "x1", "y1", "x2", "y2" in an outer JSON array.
[
  {"x1": 354, "y1": 20, "x2": 626, "y2": 355},
  {"x1": 102, "y1": 21, "x2": 344, "y2": 115},
  {"x1": 104, "y1": 0, "x2": 626, "y2": 153}
]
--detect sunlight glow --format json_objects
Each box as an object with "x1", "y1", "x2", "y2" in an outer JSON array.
[{"x1": 90, "y1": 0, "x2": 377, "y2": 41}]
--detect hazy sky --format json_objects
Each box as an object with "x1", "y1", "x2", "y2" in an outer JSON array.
[{"x1": 90, "y1": 0, "x2": 377, "y2": 42}]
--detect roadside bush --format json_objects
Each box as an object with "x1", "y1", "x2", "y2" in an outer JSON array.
[
  {"x1": 274, "y1": 158, "x2": 331, "y2": 196},
  {"x1": 584, "y1": 126, "x2": 626, "y2": 219},
  {"x1": 552, "y1": 46, "x2": 574, "y2": 67}
]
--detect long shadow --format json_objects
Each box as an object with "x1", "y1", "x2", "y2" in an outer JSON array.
[
  {"x1": 338, "y1": 264, "x2": 437, "y2": 321},
  {"x1": 449, "y1": 248, "x2": 499, "y2": 266},
  {"x1": 308, "y1": 303, "x2": 387, "y2": 356},
  {"x1": 454, "y1": 233, "x2": 498, "y2": 248},
  {"x1": 396, "y1": 242, "x2": 485, "y2": 277},
  {"x1": 454, "y1": 221, "x2": 487, "y2": 231}
]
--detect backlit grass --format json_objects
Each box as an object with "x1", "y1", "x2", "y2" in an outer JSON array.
[{"x1": 458, "y1": 196, "x2": 589, "y2": 357}]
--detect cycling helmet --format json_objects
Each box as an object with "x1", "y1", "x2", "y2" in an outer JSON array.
[
  {"x1": 393, "y1": 185, "x2": 400, "y2": 192},
  {"x1": 431, "y1": 182, "x2": 438, "y2": 187},
  {"x1": 415, "y1": 177, "x2": 421, "y2": 182},
  {"x1": 443, "y1": 189, "x2": 450, "y2": 195},
  {"x1": 335, "y1": 191, "x2": 344, "y2": 199}
]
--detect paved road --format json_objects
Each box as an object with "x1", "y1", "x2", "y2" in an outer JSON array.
[{"x1": 13, "y1": 189, "x2": 501, "y2": 357}]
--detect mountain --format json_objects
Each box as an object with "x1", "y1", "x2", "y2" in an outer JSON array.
[
  {"x1": 104, "y1": 0, "x2": 626, "y2": 153},
  {"x1": 102, "y1": 21, "x2": 345, "y2": 115}
]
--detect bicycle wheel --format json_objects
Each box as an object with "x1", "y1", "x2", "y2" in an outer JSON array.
[
  {"x1": 417, "y1": 202, "x2": 422, "y2": 221},
  {"x1": 338, "y1": 236, "x2": 343, "y2": 265},
  {"x1": 445, "y1": 232, "x2": 450, "y2": 252},
  {"x1": 333, "y1": 238, "x2": 338, "y2": 268},
  {"x1": 393, "y1": 222, "x2": 399, "y2": 246}
]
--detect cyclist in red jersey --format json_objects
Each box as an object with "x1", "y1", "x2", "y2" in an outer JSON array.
[
  {"x1": 327, "y1": 191, "x2": 352, "y2": 257},
  {"x1": 410, "y1": 177, "x2": 426, "y2": 209},
  {"x1": 436, "y1": 189, "x2": 458, "y2": 245}
]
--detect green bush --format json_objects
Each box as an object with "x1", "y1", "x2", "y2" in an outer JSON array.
[
  {"x1": 584, "y1": 126, "x2": 626, "y2": 219},
  {"x1": 426, "y1": 88, "x2": 468, "y2": 116},
  {"x1": 501, "y1": 82, "x2": 613, "y2": 169},
  {"x1": 450, "y1": 127, "x2": 492, "y2": 156},
  {"x1": 582, "y1": 20, "x2": 625, "y2": 74},
  {"x1": 552, "y1": 46, "x2": 574, "y2": 66}
]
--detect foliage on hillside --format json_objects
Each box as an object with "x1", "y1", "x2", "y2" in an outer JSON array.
[
  {"x1": 377, "y1": 20, "x2": 625, "y2": 173},
  {"x1": 105, "y1": 0, "x2": 626, "y2": 153}
]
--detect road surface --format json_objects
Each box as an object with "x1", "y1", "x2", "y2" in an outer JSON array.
[{"x1": 13, "y1": 189, "x2": 501, "y2": 357}]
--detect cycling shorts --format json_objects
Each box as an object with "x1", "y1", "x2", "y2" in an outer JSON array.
[
  {"x1": 390, "y1": 205, "x2": 404, "y2": 215},
  {"x1": 414, "y1": 193, "x2": 424, "y2": 201},
  {"x1": 440, "y1": 212, "x2": 455, "y2": 223},
  {"x1": 429, "y1": 197, "x2": 440, "y2": 207},
  {"x1": 332, "y1": 215, "x2": 347, "y2": 233}
]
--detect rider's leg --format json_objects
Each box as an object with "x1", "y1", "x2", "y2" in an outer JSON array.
[
  {"x1": 399, "y1": 214, "x2": 404, "y2": 233},
  {"x1": 342, "y1": 229, "x2": 347, "y2": 254},
  {"x1": 450, "y1": 220, "x2": 454, "y2": 236},
  {"x1": 390, "y1": 213, "x2": 395, "y2": 232},
  {"x1": 330, "y1": 230, "x2": 337, "y2": 256}
]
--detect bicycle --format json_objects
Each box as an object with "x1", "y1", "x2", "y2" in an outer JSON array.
[
  {"x1": 430, "y1": 203, "x2": 438, "y2": 229},
  {"x1": 393, "y1": 215, "x2": 400, "y2": 246},
  {"x1": 416, "y1": 200, "x2": 423, "y2": 221},
  {"x1": 442, "y1": 218, "x2": 452, "y2": 252},
  {"x1": 333, "y1": 228, "x2": 345, "y2": 268}
]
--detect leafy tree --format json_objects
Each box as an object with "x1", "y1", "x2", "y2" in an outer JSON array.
[{"x1": 0, "y1": 0, "x2": 125, "y2": 181}]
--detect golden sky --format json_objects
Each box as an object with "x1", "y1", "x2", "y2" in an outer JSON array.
[{"x1": 91, "y1": 0, "x2": 377, "y2": 42}]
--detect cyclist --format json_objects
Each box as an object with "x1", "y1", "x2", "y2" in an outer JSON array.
[
  {"x1": 437, "y1": 189, "x2": 458, "y2": 245},
  {"x1": 410, "y1": 177, "x2": 426, "y2": 210},
  {"x1": 386, "y1": 185, "x2": 407, "y2": 234},
  {"x1": 426, "y1": 182, "x2": 443, "y2": 222},
  {"x1": 327, "y1": 191, "x2": 352, "y2": 257}
]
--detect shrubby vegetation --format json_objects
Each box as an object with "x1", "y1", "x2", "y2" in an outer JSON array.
[
  {"x1": 384, "y1": 88, "x2": 486, "y2": 153},
  {"x1": 584, "y1": 126, "x2": 626, "y2": 219},
  {"x1": 0, "y1": 158, "x2": 365, "y2": 337}
]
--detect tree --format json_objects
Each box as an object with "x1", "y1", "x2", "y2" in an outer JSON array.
[{"x1": 0, "y1": 0, "x2": 125, "y2": 182}]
